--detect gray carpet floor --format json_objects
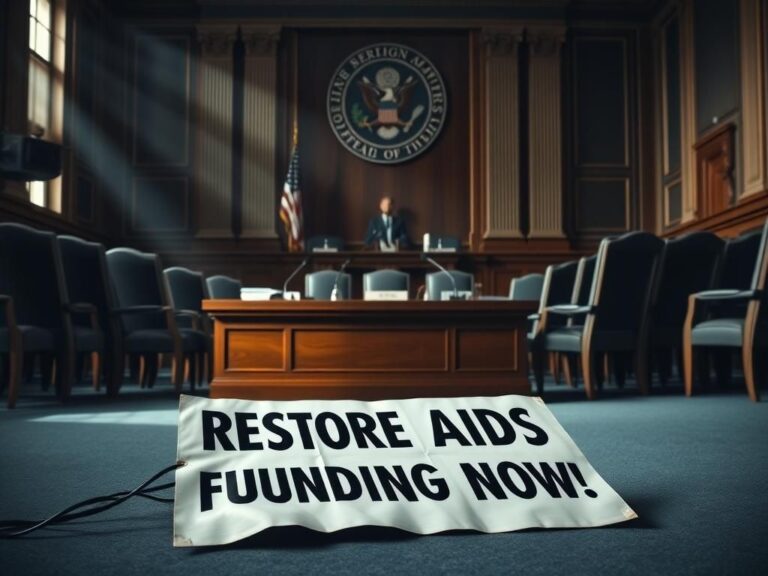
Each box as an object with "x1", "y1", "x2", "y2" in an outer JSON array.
[{"x1": 0, "y1": 380, "x2": 766, "y2": 575}]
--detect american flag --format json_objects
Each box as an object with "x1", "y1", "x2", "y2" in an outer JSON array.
[{"x1": 279, "y1": 141, "x2": 304, "y2": 252}]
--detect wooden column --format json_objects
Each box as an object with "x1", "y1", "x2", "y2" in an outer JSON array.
[
  {"x1": 482, "y1": 28, "x2": 524, "y2": 238},
  {"x1": 739, "y1": 0, "x2": 767, "y2": 198},
  {"x1": 527, "y1": 27, "x2": 566, "y2": 238},
  {"x1": 679, "y1": 0, "x2": 698, "y2": 221},
  {"x1": 241, "y1": 27, "x2": 281, "y2": 238},
  {"x1": 195, "y1": 26, "x2": 236, "y2": 238}
]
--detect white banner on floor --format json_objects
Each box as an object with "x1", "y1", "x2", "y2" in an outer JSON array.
[{"x1": 173, "y1": 394, "x2": 636, "y2": 547}]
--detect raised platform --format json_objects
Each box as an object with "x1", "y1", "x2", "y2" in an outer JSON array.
[{"x1": 202, "y1": 299, "x2": 537, "y2": 401}]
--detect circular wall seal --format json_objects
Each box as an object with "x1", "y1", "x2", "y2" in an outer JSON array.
[{"x1": 326, "y1": 43, "x2": 448, "y2": 165}]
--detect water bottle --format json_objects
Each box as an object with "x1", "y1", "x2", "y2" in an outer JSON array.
[{"x1": 423, "y1": 233, "x2": 430, "y2": 252}]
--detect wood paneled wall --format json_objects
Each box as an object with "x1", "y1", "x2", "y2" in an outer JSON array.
[
  {"x1": 296, "y1": 29, "x2": 470, "y2": 246},
  {"x1": 569, "y1": 29, "x2": 638, "y2": 238},
  {"x1": 3, "y1": 0, "x2": 766, "y2": 296}
]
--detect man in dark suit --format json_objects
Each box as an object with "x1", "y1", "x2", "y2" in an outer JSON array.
[{"x1": 364, "y1": 196, "x2": 410, "y2": 250}]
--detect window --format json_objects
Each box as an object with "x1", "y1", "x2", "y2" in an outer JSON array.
[{"x1": 26, "y1": 0, "x2": 65, "y2": 211}]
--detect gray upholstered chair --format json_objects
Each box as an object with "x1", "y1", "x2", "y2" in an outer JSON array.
[
  {"x1": 717, "y1": 229, "x2": 763, "y2": 291},
  {"x1": 363, "y1": 269, "x2": 410, "y2": 293},
  {"x1": 58, "y1": 235, "x2": 120, "y2": 394},
  {"x1": 425, "y1": 270, "x2": 473, "y2": 300},
  {"x1": 305, "y1": 269, "x2": 352, "y2": 300},
  {"x1": 539, "y1": 232, "x2": 664, "y2": 399},
  {"x1": 558, "y1": 255, "x2": 598, "y2": 388},
  {"x1": 646, "y1": 232, "x2": 724, "y2": 386},
  {"x1": 164, "y1": 267, "x2": 212, "y2": 385},
  {"x1": 0, "y1": 223, "x2": 87, "y2": 407},
  {"x1": 683, "y1": 219, "x2": 768, "y2": 402},
  {"x1": 526, "y1": 261, "x2": 579, "y2": 393},
  {"x1": 509, "y1": 273, "x2": 544, "y2": 301},
  {"x1": 306, "y1": 235, "x2": 344, "y2": 252},
  {"x1": 106, "y1": 248, "x2": 207, "y2": 392},
  {"x1": 206, "y1": 275, "x2": 242, "y2": 299}
]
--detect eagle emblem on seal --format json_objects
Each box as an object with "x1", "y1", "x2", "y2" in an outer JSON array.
[{"x1": 355, "y1": 67, "x2": 426, "y2": 140}]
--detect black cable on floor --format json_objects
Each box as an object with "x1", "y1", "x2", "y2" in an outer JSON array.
[{"x1": 0, "y1": 462, "x2": 183, "y2": 538}]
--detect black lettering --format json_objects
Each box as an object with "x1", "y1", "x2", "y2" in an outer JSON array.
[
  {"x1": 411, "y1": 464, "x2": 450, "y2": 501},
  {"x1": 286, "y1": 412, "x2": 315, "y2": 449},
  {"x1": 473, "y1": 409, "x2": 516, "y2": 446},
  {"x1": 459, "y1": 462, "x2": 507, "y2": 500},
  {"x1": 430, "y1": 409, "x2": 471, "y2": 447},
  {"x1": 262, "y1": 412, "x2": 293, "y2": 451},
  {"x1": 347, "y1": 412, "x2": 387, "y2": 448},
  {"x1": 326, "y1": 466, "x2": 364, "y2": 501},
  {"x1": 225, "y1": 469, "x2": 258, "y2": 504},
  {"x1": 235, "y1": 412, "x2": 263, "y2": 450},
  {"x1": 497, "y1": 462, "x2": 537, "y2": 499},
  {"x1": 523, "y1": 462, "x2": 578, "y2": 498},
  {"x1": 315, "y1": 412, "x2": 351, "y2": 449},
  {"x1": 374, "y1": 465, "x2": 418, "y2": 501},
  {"x1": 377, "y1": 411, "x2": 413, "y2": 448},
  {"x1": 509, "y1": 408, "x2": 549, "y2": 446},
  {"x1": 358, "y1": 465, "x2": 382, "y2": 501},
  {"x1": 258, "y1": 468, "x2": 292, "y2": 503},
  {"x1": 290, "y1": 467, "x2": 331, "y2": 503},
  {"x1": 202, "y1": 410, "x2": 235, "y2": 451},
  {"x1": 199, "y1": 471, "x2": 223, "y2": 512},
  {"x1": 457, "y1": 409, "x2": 487, "y2": 445}
]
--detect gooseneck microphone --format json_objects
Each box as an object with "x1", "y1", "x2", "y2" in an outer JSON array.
[
  {"x1": 330, "y1": 259, "x2": 352, "y2": 301},
  {"x1": 273, "y1": 257, "x2": 310, "y2": 300},
  {"x1": 421, "y1": 253, "x2": 460, "y2": 300}
]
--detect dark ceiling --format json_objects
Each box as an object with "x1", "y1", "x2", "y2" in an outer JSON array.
[{"x1": 105, "y1": 0, "x2": 664, "y2": 22}]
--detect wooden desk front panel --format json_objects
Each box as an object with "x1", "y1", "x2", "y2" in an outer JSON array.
[{"x1": 206, "y1": 301, "x2": 533, "y2": 401}]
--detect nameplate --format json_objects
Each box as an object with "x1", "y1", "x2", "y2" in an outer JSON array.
[
  {"x1": 173, "y1": 394, "x2": 636, "y2": 547},
  {"x1": 364, "y1": 290, "x2": 409, "y2": 301},
  {"x1": 240, "y1": 288, "x2": 280, "y2": 301},
  {"x1": 241, "y1": 289, "x2": 301, "y2": 301},
  {"x1": 311, "y1": 247, "x2": 339, "y2": 253},
  {"x1": 426, "y1": 247, "x2": 458, "y2": 253},
  {"x1": 439, "y1": 290, "x2": 473, "y2": 301}
]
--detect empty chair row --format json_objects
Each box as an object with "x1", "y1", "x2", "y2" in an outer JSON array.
[
  {"x1": 522, "y1": 222, "x2": 767, "y2": 401},
  {"x1": 302, "y1": 269, "x2": 474, "y2": 300},
  {"x1": 0, "y1": 224, "x2": 213, "y2": 408}
]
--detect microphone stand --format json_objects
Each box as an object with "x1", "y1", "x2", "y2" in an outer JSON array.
[
  {"x1": 330, "y1": 259, "x2": 351, "y2": 301},
  {"x1": 421, "y1": 253, "x2": 461, "y2": 300},
  {"x1": 272, "y1": 257, "x2": 310, "y2": 300}
]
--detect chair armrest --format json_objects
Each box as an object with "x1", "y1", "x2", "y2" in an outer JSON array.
[
  {"x1": 111, "y1": 305, "x2": 171, "y2": 316},
  {"x1": 66, "y1": 302, "x2": 98, "y2": 314},
  {"x1": 66, "y1": 302, "x2": 100, "y2": 330},
  {"x1": 175, "y1": 309, "x2": 203, "y2": 319},
  {"x1": 545, "y1": 304, "x2": 593, "y2": 316},
  {"x1": 527, "y1": 313, "x2": 541, "y2": 321},
  {"x1": 175, "y1": 309, "x2": 201, "y2": 328},
  {"x1": 692, "y1": 289, "x2": 760, "y2": 302}
]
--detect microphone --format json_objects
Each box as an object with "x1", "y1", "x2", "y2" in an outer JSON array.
[
  {"x1": 421, "y1": 253, "x2": 461, "y2": 300},
  {"x1": 330, "y1": 259, "x2": 351, "y2": 301},
  {"x1": 273, "y1": 257, "x2": 310, "y2": 300}
]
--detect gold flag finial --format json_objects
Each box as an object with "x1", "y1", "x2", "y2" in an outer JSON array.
[{"x1": 292, "y1": 121, "x2": 299, "y2": 148}]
